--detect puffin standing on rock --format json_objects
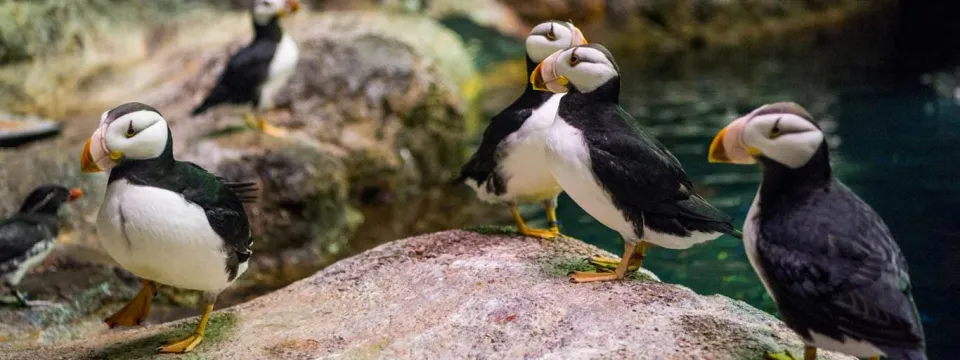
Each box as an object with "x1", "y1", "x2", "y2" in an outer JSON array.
[
  {"x1": 708, "y1": 103, "x2": 926, "y2": 360},
  {"x1": 191, "y1": 0, "x2": 301, "y2": 137},
  {"x1": 530, "y1": 44, "x2": 740, "y2": 282},
  {"x1": 0, "y1": 185, "x2": 82, "y2": 307},
  {"x1": 80, "y1": 102, "x2": 256, "y2": 353},
  {"x1": 456, "y1": 21, "x2": 587, "y2": 239}
]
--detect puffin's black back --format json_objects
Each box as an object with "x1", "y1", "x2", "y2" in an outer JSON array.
[
  {"x1": 557, "y1": 81, "x2": 739, "y2": 238},
  {"x1": 1, "y1": 185, "x2": 68, "y2": 267},
  {"x1": 108, "y1": 131, "x2": 254, "y2": 281},
  {"x1": 754, "y1": 147, "x2": 926, "y2": 356},
  {"x1": 455, "y1": 56, "x2": 555, "y2": 193},
  {"x1": 17, "y1": 185, "x2": 71, "y2": 215},
  {"x1": 191, "y1": 17, "x2": 283, "y2": 115}
]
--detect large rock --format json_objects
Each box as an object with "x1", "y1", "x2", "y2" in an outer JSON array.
[
  {"x1": 5, "y1": 231, "x2": 852, "y2": 359},
  {"x1": 0, "y1": 9, "x2": 499, "y2": 329}
]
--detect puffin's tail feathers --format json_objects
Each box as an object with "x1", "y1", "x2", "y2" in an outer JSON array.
[
  {"x1": 879, "y1": 347, "x2": 927, "y2": 360},
  {"x1": 223, "y1": 181, "x2": 259, "y2": 204}
]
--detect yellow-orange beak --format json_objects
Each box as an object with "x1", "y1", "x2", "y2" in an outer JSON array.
[
  {"x1": 68, "y1": 188, "x2": 84, "y2": 201},
  {"x1": 279, "y1": 0, "x2": 300, "y2": 17},
  {"x1": 80, "y1": 138, "x2": 102, "y2": 173},
  {"x1": 80, "y1": 126, "x2": 119, "y2": 173},
  {"x1": 530, "y1": 51, "x2": 569, "y2": 93},
  {"x1": 571, "y1": 27, "x2": 588, "y2": 46},
  {"x1": 708, "y1": 116, "x2": 756, "y2": 164}
]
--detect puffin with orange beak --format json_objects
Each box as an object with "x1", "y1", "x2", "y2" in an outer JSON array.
[
  {"x1": 0, "y1": 185, "x2": 82, "y2": 307},
  {"x1": 708, "y1": 102, "x2": 926, "y2": 360},
  {"x1": 191, "y1": 0, "x2": 301, "y2": 137},
  {"x1": 530, "y1": 44, "x2": 740, "y2": 283},
  {"x1": 455, "y1": 21, "x2": 587, "y2": 240},
  {"x1": 81, "y1": 102, "x2": 256, "y2": 353}
]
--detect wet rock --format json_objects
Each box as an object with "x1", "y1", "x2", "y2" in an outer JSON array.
[{"x1": 5, "y1": 230, "x2": 854, "y2": 359}]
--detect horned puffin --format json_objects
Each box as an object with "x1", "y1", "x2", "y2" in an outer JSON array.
[
  {"x1": 530, "y1": 44, "x2": 740, "y2": 282},
  {"x1": 0, "y1": 185, "x2": 82, "y2": 307},
  {"x1": 456, "y1": 21, "x2": 587, "y2": 239},
  {"x1": 191, "y1": 0, "x2": 301, "y2": 137},
  {"x1": 708, "y1": 103, "x2": 926, "y2": 360},
  {"x1": 80, "y1": 102, "x2": 256, "y2": 353}
]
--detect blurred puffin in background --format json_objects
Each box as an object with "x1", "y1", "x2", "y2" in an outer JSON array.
[
  {"x1": 456, "y1": 21, "x2": 587, "y2": 240},
  {"x1": 191, "y1": 0, "x2": 301, "y2": 137},
  {"x1": 0, "y1": 185, "x2": 82, "y2": 307}
]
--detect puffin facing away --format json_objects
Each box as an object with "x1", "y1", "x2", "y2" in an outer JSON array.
[
  {"x1": 81, "y1": 102, "x2": 256, "y2": 353},
  {"x1": 708, "y1": 103, "x2": 926, "y2": 360},
  {"x1": 191, "y1": 0, "x2": 301, "y2": 137},
  {"x1": 456, "y1": 21, "x2": 587, "y2": 239},
  {"x1": 0, "y1": 185, "x2": 82, "y2": 307},
  {"x1": 530, "y1": 44, "x2": 740, "y2": 282}
]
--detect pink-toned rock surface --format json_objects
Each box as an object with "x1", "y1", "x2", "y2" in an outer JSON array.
[{"x1": 4, "y1": 230, "x2": 852, "y2": 360}]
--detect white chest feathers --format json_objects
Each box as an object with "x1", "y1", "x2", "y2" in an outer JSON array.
[
  {"x1": 544, "y1": 116, "x2": 635, "y2": 237},
  {"x1": 259, "y1": 32, "x2": 299, "y2": 110},
  {"x1": 96, "y1": 179, "x2": 241, "y2": 292}
]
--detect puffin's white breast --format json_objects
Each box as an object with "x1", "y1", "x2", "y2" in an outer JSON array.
[
  {"x1": 474, "y1": 94, "x2": 564, "y2": 203},
  {"x1": 544, "y1": 116, "x2": 635, "y2": 237},
  {"x1": 2, "y1": 239, "x2": 54, "y2": 285},
  {"x1": 258, "y1": 32, "x2": 299, "y2": 110},
  {"x1": 97, "y1": 179, "x2": 237, "y2": 292}
]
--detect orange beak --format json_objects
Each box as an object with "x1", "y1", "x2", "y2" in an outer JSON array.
[
  {"x1": 80, "y1": 138, "x2": 102, "y2": 173},
  {"x1": 80, "y1": 125, "x2": 117, "y2": 173},
  {"x1": 68, "y1": 188, "x2": 84, "y2": 201},
  {"x1": 530, "y1": 51, "x2": 568, "y2": 93},
  {"x1": 708, "y1": 116, "x2": 756, "y2": 164},
  {"x1": 285, "y1": 0, "x2": 301, "y2": 15},
  {"x1": 570, "y1": 27, "x2": 588, "y2": 46}
]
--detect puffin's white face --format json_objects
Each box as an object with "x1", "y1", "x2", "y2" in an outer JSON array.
[
  {"x1": 80, "y1": 104, "x2": 169, "y2": 173},
  {"x1": 525, "y1": 21, "x2": 588, "y2": 63},
  {"x1": 531, "y1": 45, "x2": 619, "y2": 94},
  {"x1": 709, "y1": 103, "x2": 824, "y2": 169},
  {"x1": 252, "y1": 0, "x2": 301, "y2": 25}
]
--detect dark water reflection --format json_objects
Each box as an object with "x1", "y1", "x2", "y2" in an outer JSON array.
[{"x1": 529, "y1": 49, "x2": 960, "y2": 357}]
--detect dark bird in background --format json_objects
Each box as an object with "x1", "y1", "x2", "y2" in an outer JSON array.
[
  {"x1": 191, "y1": 0, "x2": 301, "y2": 137},
  {"x1": 0, "y1": 185, "x2": 82, "y2": 307},
  {"x1": 530, "y1": 44, "x2": 740, "y2": 283},
  {"x1": 709, "y1": 102, "x2": 927, "y2": 360}
]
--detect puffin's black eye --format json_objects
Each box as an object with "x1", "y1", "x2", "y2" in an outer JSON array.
[
  {"x1": 546, "y1": 31, "x2": 557, "y2": 41},
  {"x1": 770, "y1": 117, "x2": 782, "y2": 138},
  {"x1": 569, "y1": 53, "x2": 580, "y2": 66},
  {"x1": 126, "y1": 122, "x2": 136, "y2": 138}
]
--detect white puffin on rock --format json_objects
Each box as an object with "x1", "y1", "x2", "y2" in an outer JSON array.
[
  {"x1": 456, "y1": 21, "x2": 587, "y2": 240},
  {"x1": 530, "y1": 44, "x2": 741, "y2": 282},
  {"x1": 81, "y1": 102, "x2": 257, "y2": 353}
]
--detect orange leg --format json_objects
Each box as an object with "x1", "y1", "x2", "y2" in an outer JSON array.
[{"x1": 105, "y1": 280, "x2": 156, "y2": 328}]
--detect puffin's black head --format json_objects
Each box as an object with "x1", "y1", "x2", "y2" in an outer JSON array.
[
  {"x1": 252, "y1": 0, "x2": 301, "y2": 25},
  {"x1": 708, "y1": 102, "x2": 826, "y2": 169},
  {"x1": 18, "y1": 185, "x2": 83, "y2": 215},
  {"x1": 525, "y1": 21, "x2": 588, "y2": 65},
  {"x1": 530, "y1": 43, "x2": 620, "y2": 96},
  {"x1": 80, "y1": 102, "x2": 170, "y2": 173}
]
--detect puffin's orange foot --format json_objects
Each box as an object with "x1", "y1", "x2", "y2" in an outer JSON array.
[
  {"x1": 104, "y1": 281, "x2": 155, "y2": 328},
  {"x1": 157, "y1": 333, "x2": 203, "y2": 353},
  {"x1": 519, "y1": 227, "x2": 563, "y2": 240},
  {"x1": 587, "y1": 255, "x2": 644, "y2": 272},
  {"x1": 569, "y1": 271, "x2": 622, "y2": 283}
]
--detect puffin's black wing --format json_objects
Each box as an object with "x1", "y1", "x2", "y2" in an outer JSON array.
[
  {"x1": 184, "y1": 162, "x2": 259, "y2": 204},
  {"x1": 0, "y1": 215, "x2": 56, "y2": 265},
  {"x1": 756, "y1": 180, "x2": 924, "y2": 349},
  {"x1": 192, "y1": 41, "x2": 277, "y2": 115},
  {"x1": 455, "y1": 90, "x2": 551, "y2": 187},
  {"x1": 586, "y1": 105, "x2": 735, "y2": 230}
]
